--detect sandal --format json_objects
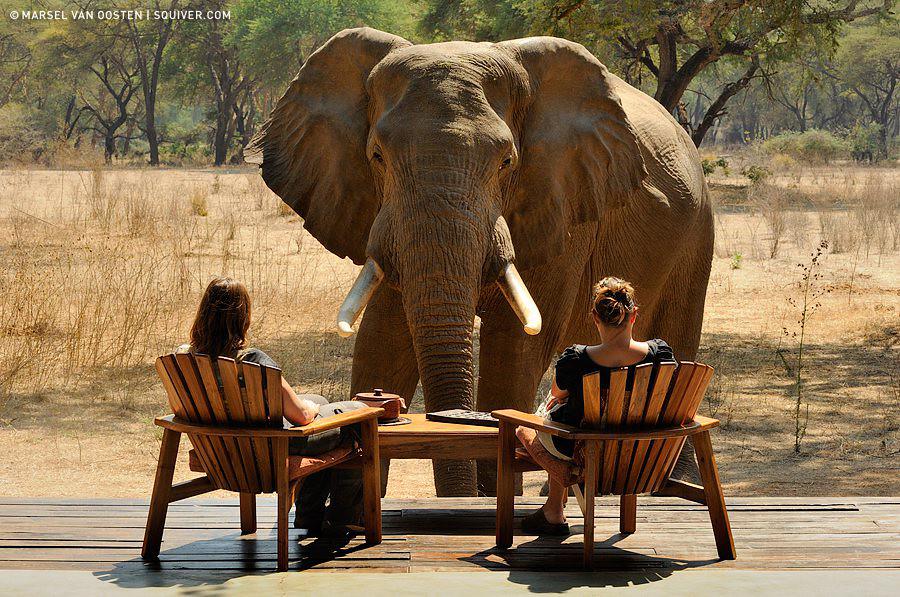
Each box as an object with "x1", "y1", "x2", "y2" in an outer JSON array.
[
  {"x1": 521, "y1": 508, "x2": 570, "y2": 536},
  {"x1": 293, "y1": 515, "x2": 323, "y2": 537}
]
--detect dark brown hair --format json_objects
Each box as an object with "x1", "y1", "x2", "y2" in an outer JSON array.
[
  {"x1": 591, "y1": 277, "x2": 636, "y2": 327},
  {"x1": 189, "y1": 277, "x2": 251, "y2": 358}
]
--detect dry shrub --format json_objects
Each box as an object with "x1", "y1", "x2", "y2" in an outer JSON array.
[
  {"x1": 785, "y1": 211, "x2": 810, "y2": 250},
  {"x1": 243, "y1": 173, "x2": 292, "y2": 217},
  {"x1": 190, "y1": 187, "x2": 209, "y2": 216},
  {"x1": 807, "y1": 177, "x2": 898, "y2": 257},
  {"x1": 124, "y1": 184, "x2": 156, "y2": 237},
  {"x1": 0, "y1": 170, "x2": 347, "y2": 416},
  {"x1": 768, "y1": 153, "x2": 798, "y2": 172},
  {"x1": 749, "y1": 182, "x2": 788, "y2": 258},
  {"x1": 713, "y1": 211, "x2": 744, "y2": 259},
  {"x1": 698, "y1": 345, "x2": 739, "y2": 428},
  {"x1": 0, "y1": 235, "x2": 66, "y2": 408},
  {"x1": 85, "y1": 167, "x2": 119, "y2": 228},
  {"x1": 853, "y1": 180, "x2": 898, "y2": 258},
  {"x1": 816, "y1": 209, "x2": 855, "y2": 254}
]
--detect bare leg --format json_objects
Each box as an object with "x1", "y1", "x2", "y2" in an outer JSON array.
[
  {"x1": 542, "y1": 476, "x2": 568, "y2": 524},
  {"x1": 476, "y1": 237, "x2": 591, "y2": 495}
]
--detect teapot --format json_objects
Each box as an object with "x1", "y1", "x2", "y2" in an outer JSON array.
[{"x1": 353, "y1": 388, "x2": 406, "y2": 421}]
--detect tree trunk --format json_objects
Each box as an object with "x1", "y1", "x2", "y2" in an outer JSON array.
[
  {"x1": 692, "y1": 57, "x2": 759, "y2": 146},
  {"x1": 214, "y1": 109, "x2": 229, "y2": 166},
  {"x1": 145, "y1": 96, "x2": 159, "y2": 165},
  {"x1": 104, "y1": 133, "x2": 116, "y2": 164}
]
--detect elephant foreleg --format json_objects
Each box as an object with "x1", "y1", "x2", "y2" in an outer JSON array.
[
  {"x1": 635, "y1": 226, "x2": 713, "y2": 485},
  {"x1": 351, "y1": 285, "x2": 419, "y2": 495},
  {"x1": 475, "y1": 264, "x2": 586, "y2": 495},
  {"x1": 476, "y1": 303, "x2": 555, "y2": 496}
]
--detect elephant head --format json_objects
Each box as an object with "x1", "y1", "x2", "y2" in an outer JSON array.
[{"x1": 247, "y1": 27, "x2": 646, "y2": 429}]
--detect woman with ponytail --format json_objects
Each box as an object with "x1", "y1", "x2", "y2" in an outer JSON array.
[{"x1": 521, "y1": 277, "x2": 676, "y2": 536}]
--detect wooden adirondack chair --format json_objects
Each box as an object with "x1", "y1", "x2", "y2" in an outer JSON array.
[
  {"x1": 494, "y1": 361, "x2": 735, "y2": 568},
  {"x1": 142, "y1": 352, "x2": 384, "y2": 571}
]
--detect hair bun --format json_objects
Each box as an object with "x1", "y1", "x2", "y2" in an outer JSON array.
[{"x1": 591, "y1": 277, "x2": 636, "y2": 327}]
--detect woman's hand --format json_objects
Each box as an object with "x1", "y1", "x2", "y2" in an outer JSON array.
[
  {"x1": 282, "y1": 378, "x2": 319, "y2": 426},
  {"x1": 545, "y1": 392, "x2": 568, "y2": 410},
  {"x1": 546, "y1": 378, "x2": 569, "y2": 410}
]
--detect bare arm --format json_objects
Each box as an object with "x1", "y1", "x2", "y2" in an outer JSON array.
[
  {"x1": 280, "y1": 378, "x2": 320, "y2": 426},
  {"x1": 544, "y1": 376, "x2": 569, "y2": 410}
]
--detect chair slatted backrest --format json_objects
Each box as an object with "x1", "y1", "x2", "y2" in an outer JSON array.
[
  {"x1": 155, "y1": 353, "x2": 283, "y2": 493},
  {"x1": 581, "y1": 361, "x2": 713, "y2": 496}
]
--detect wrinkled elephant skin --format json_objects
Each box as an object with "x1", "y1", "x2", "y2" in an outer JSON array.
[{"x1": 247, "y1": 28, "x2": 713, "y2": 496}]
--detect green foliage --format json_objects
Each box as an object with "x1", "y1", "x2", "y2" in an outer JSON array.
[
  {"x1": 0, "y1": 0, "x2": 896, "y2": 165},
  {"x1": 848, "y1": 122, "x2": 884, "y2": 161},
  {"x1": 231, "y1": 0, "x2": 419, "y2": 89},
  {"x1": 831, "y1": 21, "x2": 900, "y2": 159},
  {"x1": 762, "y1": 130, "x2": 849, "y2": 164},
  {"x1": 742, "y1": 165, "x2": 771, "y2": 184},
  {"x1": 0, "y1": 104, "x2": 44, "y2": 163},
  {"x1": 702, "y1": 157, "x2": 729, "y2": 176},
  {"x1": 730, "y1": 253, "x2": 743, "y2": 270}
]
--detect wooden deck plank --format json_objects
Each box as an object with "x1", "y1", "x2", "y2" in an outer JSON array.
[{"x1": 0, "y1": 497, "x2": 896, "y2": 573}]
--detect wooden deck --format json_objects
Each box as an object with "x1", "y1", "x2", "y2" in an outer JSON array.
[{"x1": 0, "y1": 497, "x2": 897, "y2": 574}]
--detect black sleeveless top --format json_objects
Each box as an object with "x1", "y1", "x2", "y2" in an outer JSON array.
[{"x1": 549, "y1": 340, "x2": 676, "y2": 456}]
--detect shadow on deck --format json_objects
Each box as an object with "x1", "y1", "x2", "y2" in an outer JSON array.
[{"x1": 0, "y1": 497, "x2": 898, "y2": 592}]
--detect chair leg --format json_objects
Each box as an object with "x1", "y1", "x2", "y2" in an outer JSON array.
[
  {"x1": 495, "y1": 421, "x2": 516, "y2": 549},
  {"x1": 142, "y1": 428, "x2": 180, "y2": 559},
  {"x1": 582, "y1": 441, "x2": 600, "y2": 569},
  {"x1": 275, "y1": 439, "x2": 290, "y2": 572},
  {"x1": 572, "y1": 483, "x2": 587, "y2": 516},
  {"x1": 620, "y1": 494, "x2": 637, "y2": 534},
  {"x1": 239, "y1": 493, "x2": 256, "y2": 535},
  {"x1": 361, "y1": 418, "x2": 382, "y2": 545},
  {"x1": 694, "y1": 430, "x2": 736, "y2": 560}
]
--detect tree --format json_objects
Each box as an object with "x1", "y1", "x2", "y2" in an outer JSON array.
[
  {"x1": 231, "y1": 0, "x2": 418, "y2": 159},
  {"x1": 0, "y1": 19, "x2": 33, "y2": 109},
  {"x1": 829, "y1": 21, "x2": 899, "y2": 158},
  {"x1": 126, "y1": 1, "x2": 180, "y2": 165},
  {"x1": 81, "y1": 54, "x2": 141, "y2": 162},
  {"x1": 170, "y1": 1, "x2": 253, "y2": 165},
  {"x1": 422, "y1": 0, "x2": 893, "y2": 146},
  {"x1": 39, "y1": 11, "x2": 141, "y2": 162},
  {"x1": 167, "y1": 0, "x2": 418, "y2": 165}
]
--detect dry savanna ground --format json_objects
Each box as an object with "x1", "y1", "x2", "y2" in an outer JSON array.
[{"x1": 0, "y1": 164, "x2": 897, "y2": 499}]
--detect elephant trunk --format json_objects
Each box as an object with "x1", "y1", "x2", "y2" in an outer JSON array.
[{"x1": 396, "y1": 216, "x2": 483, "y2": 496}]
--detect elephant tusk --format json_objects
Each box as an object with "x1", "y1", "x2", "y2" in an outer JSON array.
[
  {"x1": 497, "y1": 263, "x2": 542, "y2": 335},
  {"x1": 336, "y1": 259, "x2": 384, "y2": 338}
]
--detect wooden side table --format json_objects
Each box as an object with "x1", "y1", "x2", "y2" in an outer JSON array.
[{"x1": 377, "y1": 414, "x2": 498, "y2": 460}]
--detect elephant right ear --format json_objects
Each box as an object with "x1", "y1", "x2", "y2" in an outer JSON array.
[{"x1": 246, "y1": 28, "x2": 410, "y2": 265}]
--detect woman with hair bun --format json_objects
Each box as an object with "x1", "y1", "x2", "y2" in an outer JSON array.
[{"x1": 521, "y1": 277, "x2": 676, "y2": 536}]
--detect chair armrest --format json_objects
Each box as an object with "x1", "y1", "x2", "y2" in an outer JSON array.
[
  {"x1": 492, "y1": 409, "x2": 580, "y2": 439},
  {"x1": 492, "y1": 410, "x2": 721, "y2": 440},
  {"x1": 154, "y1": 407, "x2": 385, "y2": 438},
  {"x1": 692, "y1": 415, "x2": 721, "y2": 430},
  {"x1": 287, "y1": 407, "x2": 384, "y2": 436}
]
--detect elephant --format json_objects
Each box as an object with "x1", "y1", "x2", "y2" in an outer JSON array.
[{"x1": 246, "y1": 27, "x2": 714, "y2": 497}]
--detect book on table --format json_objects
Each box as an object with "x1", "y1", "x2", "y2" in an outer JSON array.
[{"x1": 425, "y1": 409, "x2": 499, "y2": 427}]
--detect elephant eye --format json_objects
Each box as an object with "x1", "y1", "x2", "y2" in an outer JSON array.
[
  {"x1": 500, "y1": 156, "x2": 512, "y2": 170},
  {"x1": 371, "y1": 149, "x2": 384, "y2": 164}
]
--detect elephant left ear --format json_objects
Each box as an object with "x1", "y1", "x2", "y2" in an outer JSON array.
[{"x1": 497, "y1": 37, "x2": 647, "y2": 270}]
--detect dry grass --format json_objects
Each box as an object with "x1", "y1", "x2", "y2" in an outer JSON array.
[{"x1": 0, "y1": 165, "x2": 897, "y2": 499}]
